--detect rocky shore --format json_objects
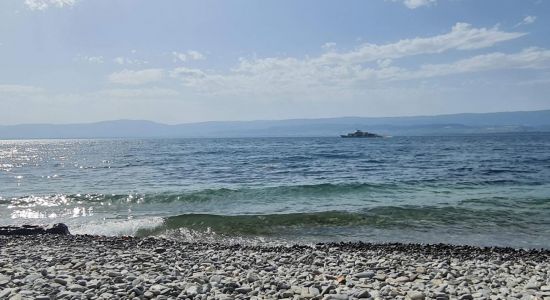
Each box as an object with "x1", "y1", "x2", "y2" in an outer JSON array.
[{"x1": 1, "y1": 235, "x2": 549, "y2": 300}]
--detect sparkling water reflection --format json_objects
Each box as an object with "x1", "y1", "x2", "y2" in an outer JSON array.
[{"x1": 0, "y1": 135, "x2": 549, "y2": 247}]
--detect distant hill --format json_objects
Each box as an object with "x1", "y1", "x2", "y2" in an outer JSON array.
[{"x1": 1, "y1": 110, "x2": 550, "y2": 139}]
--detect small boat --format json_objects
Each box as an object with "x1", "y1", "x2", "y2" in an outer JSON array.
[{"x1": 341, "y1": 130, "x2": 382, "y2": 138}]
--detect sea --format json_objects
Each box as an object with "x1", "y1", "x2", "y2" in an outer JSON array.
[{"x1": 1, "y1": 134, "x2": 549, "y2": 248}]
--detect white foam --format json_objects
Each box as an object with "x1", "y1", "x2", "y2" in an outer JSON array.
[{"x1": 70, "y1": 217, "x2": 164, "y2": 236}]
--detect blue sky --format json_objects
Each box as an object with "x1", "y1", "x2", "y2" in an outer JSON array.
[{"x1": 0, "y1": 0, "x2": 549, "y2": 124}]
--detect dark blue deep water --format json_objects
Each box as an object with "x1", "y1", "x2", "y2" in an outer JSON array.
[{"x1": 1, "y1": 135, "x2": 549, "y2": 248}]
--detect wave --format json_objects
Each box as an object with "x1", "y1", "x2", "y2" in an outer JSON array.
[
  {"x1": 458, "y1": 196, "x2": 550, "y2": 209},
  {"x1": 71, "y1": 217, "x2": 164, "y2": 236},
  {"x1": 4, "y1": 181, "x2": 549, "y2": 208},
  {"x1": 136, "y1": 205, "x2": 548, "y2": 237},
  {"x1": 1, "y1": 183, "x2": 402, "y2": 206}
]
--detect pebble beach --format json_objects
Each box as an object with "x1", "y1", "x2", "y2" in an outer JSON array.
[{"x1": 1, "y1": 235, "x2": 549, "y2": 300}]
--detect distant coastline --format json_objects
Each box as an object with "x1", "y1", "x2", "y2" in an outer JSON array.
[{"x1": 1, "y1": 109, "x2": 550, "y2": 139}]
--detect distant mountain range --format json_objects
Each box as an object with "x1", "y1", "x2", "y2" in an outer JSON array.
[{"x1": 1, "y1": 110, "x2": 550, "y2": 139}]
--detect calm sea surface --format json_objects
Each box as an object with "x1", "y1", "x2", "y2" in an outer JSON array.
[{"x1": 1, "y1": 135, "x2": 549, "y2": 248}]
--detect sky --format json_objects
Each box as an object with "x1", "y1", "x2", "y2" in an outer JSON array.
[{"x1": 0, "y1": 0, "x2": 549, "y2": 125}]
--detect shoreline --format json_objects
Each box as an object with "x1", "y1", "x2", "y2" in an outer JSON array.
[{"x1": 1, "y1": 235, "x2": 549, "y2": 299}]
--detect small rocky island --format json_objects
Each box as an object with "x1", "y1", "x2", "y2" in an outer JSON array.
[{"x1": 341, "y1": 130, "x2": 383, "y2": 138}]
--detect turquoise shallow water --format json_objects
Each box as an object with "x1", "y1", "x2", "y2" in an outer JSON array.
[{"x1": 0, "y1": 135, "x2": 549, "y2": 248}]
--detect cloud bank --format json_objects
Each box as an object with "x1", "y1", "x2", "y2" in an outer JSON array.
[{"x1": 166, "y1": 23, "x2": 537, "y2": 96}]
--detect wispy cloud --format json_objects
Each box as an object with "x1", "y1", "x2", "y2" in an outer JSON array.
[
  {"x1": 400, "y1": 0, "x2": 437, "y2": 9},
  {"x1": 108, "y1": 69, "x2": 164, "y2": 85},
  {"x1": 113, "y1": 57, "x2": 148, "y2": 66},
  {"x1": 321, "y1": 42, "x2": 337, "y2": 50},
  {"x1": 98, "y1": 88, "x2": 179, "y2": 98},
  {"x1": 515, "y1": 15, "x2": 537, "y2": 27},
  {"x1": 172, "y1": 50, "x2": 206, "y2": 62},
  {"x1": 75, "y1": 55, "x2": 104, "y2": 64},
  {"x1": 24, "y1": 0, "x2": 77, "y2": 10},
  {"x1": 314, "y1": 23, "x2": 525, "y2": 65},
  {"x1": 392, "y1": 47, "x2": 550, "y2": 80},
  {"x1": 172, "y1": 52, "x2": 188, "y2": 62},
  {"x1": 170, "y1": 47, "x2": 550, "y2": 97},
  {"x1": 169, "y1": 23, "x2": 533, "y2": 96}
]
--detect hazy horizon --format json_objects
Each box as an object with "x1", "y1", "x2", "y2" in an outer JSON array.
[
  {"x1": 2, "y1": 108, "x2": 550, "y2": 126},
  {"x1": 2, "y1": 109, "x2": 550, "y2": 139},
  {"x1": 1, "y1": 0, "x2": 550, "y2": 125}
]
